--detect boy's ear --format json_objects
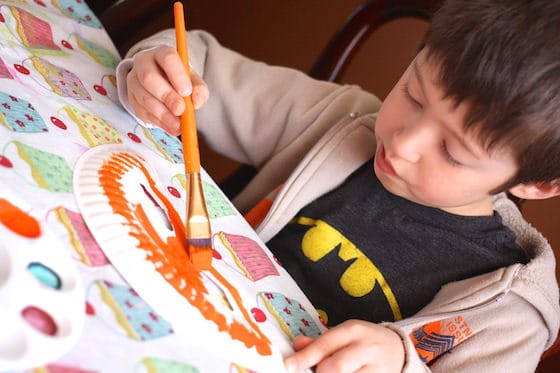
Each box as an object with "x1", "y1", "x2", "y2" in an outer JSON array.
[{"x1": 508, "y1": 180, "x2": 560, "y2": 200}]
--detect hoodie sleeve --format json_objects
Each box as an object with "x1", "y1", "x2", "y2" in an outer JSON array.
[
  {"x1": 116, "y1": 29, "x2": 381, "y2": 168},
  {"x1": 384, "y1": 269, "x2": 555, "y2": 372}
]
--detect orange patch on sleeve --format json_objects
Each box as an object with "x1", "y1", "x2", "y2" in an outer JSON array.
[
  {"x1": 409, "y1": 316, "x2": 472, "y2": 364},
  {"x1": 244, "y1": 198, "x2": 273, "y2": 228}
]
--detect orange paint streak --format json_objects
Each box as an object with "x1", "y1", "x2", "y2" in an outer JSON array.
[
  {"x1": 0, "y1": 198, "x2": 41, "y2": 238},
  {"x1": 97, "y1": 152, "x2": 272, "y2": 355}
]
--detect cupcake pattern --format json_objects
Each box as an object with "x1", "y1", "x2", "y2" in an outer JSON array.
[{"x1": 0, "y1": 1, "x2": 323, "y2": 372}]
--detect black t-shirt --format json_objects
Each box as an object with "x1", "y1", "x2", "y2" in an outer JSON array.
[{"x1": 267, "y1": 160, "x2": 527, "y2": 327}]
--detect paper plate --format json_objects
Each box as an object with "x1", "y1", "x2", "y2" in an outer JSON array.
[
  {"x1": 73, "y1": 144, "x2": 286, "y2": 373},
  {"x1": 0, "y1": 189, "x2": 85, "y2": 370}
]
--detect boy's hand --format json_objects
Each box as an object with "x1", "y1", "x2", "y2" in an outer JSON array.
[
  {"x1": 126, "y1": 46, "x2": 209, "y2": 135},
  {"x1": 284, "y1": 320, "x2": 405, "y2": 373}
]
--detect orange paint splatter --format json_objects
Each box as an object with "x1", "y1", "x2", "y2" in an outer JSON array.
[
  {"x1": 0, "y1": 198, "x2": 41, "y2": 238},
  {"x1": 98, "y1": 152, "x2": 272, "y2": 355}
]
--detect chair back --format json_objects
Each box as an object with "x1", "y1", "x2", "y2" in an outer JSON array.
[{"x1": 309, "y1": 0, "x2": 441, "y2": 82}]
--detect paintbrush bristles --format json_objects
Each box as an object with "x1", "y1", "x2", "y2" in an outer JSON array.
[
  {"x1": 186, "y1": 173, "x2": 211, "y2": 238},
  {"x1": 186, "y1": 172, "x2": 213, "y2": 270}
]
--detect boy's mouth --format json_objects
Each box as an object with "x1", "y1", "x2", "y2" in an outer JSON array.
[{"x1": 375, "y1": 145, "x2": 398, "y2": 177}]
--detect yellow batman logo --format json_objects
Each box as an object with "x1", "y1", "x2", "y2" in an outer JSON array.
[{"x1": 295, "y1": 217, "x2": 402, "y2": 321}]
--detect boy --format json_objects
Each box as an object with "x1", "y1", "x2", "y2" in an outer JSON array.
[{"x1": 116, "y1": 0, "x2": 560, "y2": 371}]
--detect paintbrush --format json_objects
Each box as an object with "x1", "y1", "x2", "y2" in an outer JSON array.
[{"x1": 174, "y1": 1, "x2": 213, "y2": 270}]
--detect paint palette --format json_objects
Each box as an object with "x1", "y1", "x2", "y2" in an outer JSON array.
[
  {"x1": 0, "y1": 190, "x2": 85, "y2": 370},
  {"x1": 73, "y1": 145, "x2": 287, "y2": 373}
]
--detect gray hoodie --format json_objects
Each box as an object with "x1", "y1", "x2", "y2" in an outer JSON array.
[{"x1": 117, "y1": 30, "x2": 559, "y2": 372}]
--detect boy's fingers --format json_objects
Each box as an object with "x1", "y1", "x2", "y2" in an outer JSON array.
[
  {"x1": 153, "y1": 46, "x2": 192, "y2": 97},
  {"x1": 314, "y1": 344, "x2": 370, "y2": 373},
  {"x1": 129, "y1": 93, "x2": 159, "y2": 126},
  {"x1": 284, "y1": 346, "x2": 325, "y2": 373},
  {"x1": 285, "y1": 332, "x2": 349, "y2": 373},
  {"x1": 128, "y1": 77, "x2": 181, "y2": 135},
  {"x1": 190, "y1": 72, "x2": 210, "y2": 109},
  {"x1": 131, "y1": 95, "x2": 181, "y2": 136},
  {"x1": 292, "y1": 336, "x2": 314, "y2": 351},
  {"x1": 133, "y1": 55, "x2": 185, "y2": 116}
]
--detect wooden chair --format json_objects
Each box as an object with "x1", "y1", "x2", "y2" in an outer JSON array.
[
  {"x1": 308, "y1": 0, "x2": 439, "y2": 81},
  {"x1": 96, "y1": 1, "x2": 559, "y2": 370}
]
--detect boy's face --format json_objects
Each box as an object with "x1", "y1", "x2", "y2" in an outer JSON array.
[{"x1": 374, "y1": 49, "x2": 518, "y2": 216}]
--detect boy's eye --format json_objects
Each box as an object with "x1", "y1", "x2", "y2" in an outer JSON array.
[
  {"x1": 402, "y1": 82, "x2": 423, "y2": 109},
  {"x1": 440, "y1": 141, "x2": 463, "y2": 167}
]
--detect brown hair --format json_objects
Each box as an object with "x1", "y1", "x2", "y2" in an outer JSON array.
[{"x1": 423, "y1": 0, "x2": 560, "y2": 188}]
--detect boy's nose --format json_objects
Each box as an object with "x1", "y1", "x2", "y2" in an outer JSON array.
[{"x1": 391, "y1": 120, "x2": 432, "y2": 163}]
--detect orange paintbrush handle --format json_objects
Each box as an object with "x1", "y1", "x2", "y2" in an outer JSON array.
[{"x1": 174, "y1": 1, "x2": 200, "y2": 174}]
